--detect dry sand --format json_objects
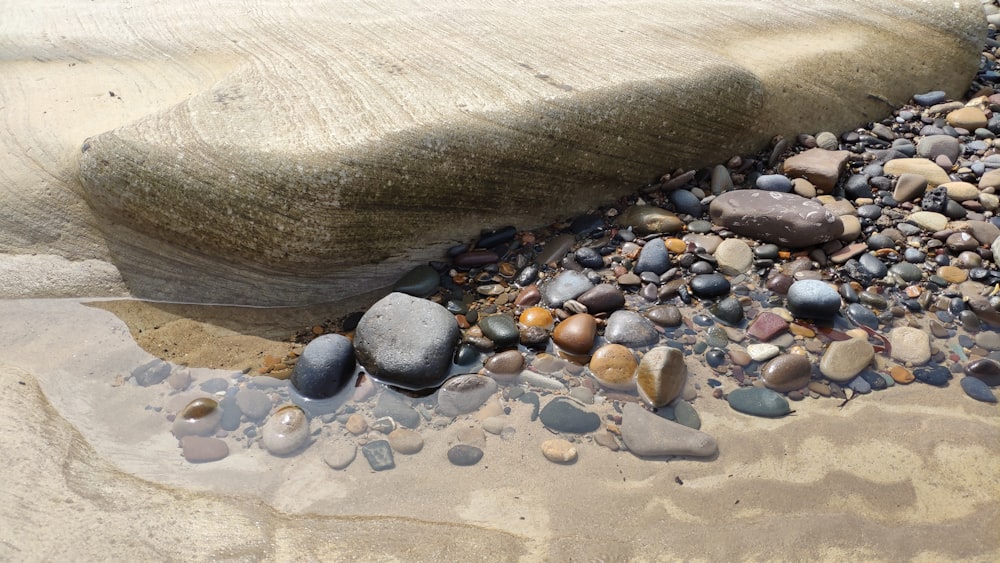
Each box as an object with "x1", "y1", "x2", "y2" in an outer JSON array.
[{"x1": 1, "y1": 297, "x2": 997, "y2": 561}]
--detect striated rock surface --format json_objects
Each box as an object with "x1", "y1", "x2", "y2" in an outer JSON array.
[{"x1": 0, "y1": 1, "x2": 983, "y2": 305}]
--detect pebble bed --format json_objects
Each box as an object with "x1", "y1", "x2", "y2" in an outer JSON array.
[{"x1": 146, "y1": 10, "x2": 1000, "y2": 469}]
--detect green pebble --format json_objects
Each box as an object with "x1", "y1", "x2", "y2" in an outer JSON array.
[
  {"x1": 727, "y1": 387, "x2": 792, "y2": 418},
  {"x1": 392, "y1": 265, "x2": 439, "y2": 297}
]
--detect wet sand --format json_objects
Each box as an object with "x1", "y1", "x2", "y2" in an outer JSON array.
[{"x1": 1, "y1": 298, "x2": 997, "y2": 561}]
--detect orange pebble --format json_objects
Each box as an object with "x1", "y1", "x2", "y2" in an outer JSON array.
[
  {"x1": 889, "y1": 365, "x2": 915, "y2": 384},
  {"x1": 664, "y1": 238, "x2": 687, "y2": 253},
  {"x1": 519, "y1": 307, "x2": 554, "y2": 329}
]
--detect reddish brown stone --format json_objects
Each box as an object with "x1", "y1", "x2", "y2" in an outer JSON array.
[{"x1": 746, "y1": 312, "x2": 789, "y2": 342}]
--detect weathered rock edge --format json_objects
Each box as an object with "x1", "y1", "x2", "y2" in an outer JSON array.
[{"x1": 75, "y1": 1, "x2": 985, "y2": 305}]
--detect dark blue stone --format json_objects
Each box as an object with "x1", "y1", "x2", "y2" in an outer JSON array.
[
  {"x1": 291, "y1": 334, "x2": 356, "y2": 400},
  {"x1": 859, "y1": 370, "x2": 887, "y2": 390},
  {"x1": 707, "y1": 378, "x2": 723, "y2": 388},
  {"x1": 689, "y1": 274, "x2": 731, "y2": 299},
  {"x1": 866, "y1": 234, "x2": 895, "y2": 250},
  {"x1": 913, "y1": 365, "x2": 952, "y2": 387},
  {"x1": 756, "y1": 174, "x2": 793, "y2": 192},
  {"x1": 960, "y1": 377, "x2": 997, "y2": 403},
  {"x1": 913, "y1": 91, "x2": 946, "y2": 106},
  {"x1": 669, "y1": 189, "x2": 703, "y2": 216},
  {"x1": 847, "y1": 376, "x2": 872, "y2": 394},
  {"x1": 476, "y1": 225, "x2": 516, "y2": 249},
  {"x1": 844, "y1": 174, "x2": 872, "y2": 200},
  {"x1": 539, "y1": 397, "x2": 601, "y2": 433}
]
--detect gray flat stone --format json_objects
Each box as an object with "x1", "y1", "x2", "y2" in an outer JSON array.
[{"x1": 620, "y1": 402, "x2": 717, "y2": 457}]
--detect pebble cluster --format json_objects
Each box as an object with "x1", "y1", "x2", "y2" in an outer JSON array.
[{"x1": 143, "y1": 13, "x2": 1000, "y2": 469}]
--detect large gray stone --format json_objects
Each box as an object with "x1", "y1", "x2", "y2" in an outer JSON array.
[
  {"x1": 620, "y1": 402, "x2": 717, "y2": 457},
  {"x1": 708, "y1": 191, "x2": 843, "y2": 248},
  {"x1": 0, "y1": 1, "x2": 982, "y2": 305},
  {"x1": 354, "y1": 292, "x2": 460, "y2": 390}
]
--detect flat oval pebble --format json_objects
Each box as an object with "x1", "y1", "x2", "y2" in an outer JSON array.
[
  {"x1": 484, "y1": 350, "x2": 525, "y2": 379},
  {"x1": 436, "y1": 374, "x2": 498, "y2": 416},
  {"x1": 761, "y1": 354, "x2": 812, "y2": 392},
  {"x1": 645, "y1": 305, "x2": 682, "y2": 327},
  {"x1": 541, "y1": 270, "x2": 594, "y2": 307},
  {"x1": 576, "y1": 284, "x2": 626, "y2": 314},
  {"x1": 538, "y1": 397, "x2": 601, "y2": 433},
  {"x1": 618, "y1": 205, "x2": 684, "y2": 234},
  {"x1": 635, "y1": 346, "x2": 688, "y2": 407},
  {"x1": 552, "y1": 313, "x2": 597, "y2": 355},
  {"x1": 819, "y1": 338, "x2": 875, "y2": 383},
  {"x1": 709, "y1": 191, "x2": 843, "y2": 247},
  {"x1": 388, "y1": 428, "x2": 425, "y2": 454},
  {"x1": 727, "y1": 387, "x2": 792, "y2": 417},
  {"x1": 689, "y1": 273, "x2": 731, "y2": 299},
  {"x1": 964, "y1": 358, "x2": 1000, "y2": 386},
  {"x1": 478, "y1": 314, "x2": 519, "y2": 349},
  {"x1": 180, "y1": 436, "x2": 229, "y2": 463},
  {"x1": 672, "y1": 399, "x2": 701, "y2": 430},
  {"x1": 262, "y1": 405, "x2": 310, "y2": 456},
  {"x1": 541, "y1": 439, "x2": 578, "y2": 464},
  {"x1": 447, "y1": 444, "x2": 484, "y2": 466},
  {"x1": 960, "y1": 377, "x2": 998, "y2": 403},
  {"x1": 588, "y1": 343, "x2": 638, "y2": 390}
]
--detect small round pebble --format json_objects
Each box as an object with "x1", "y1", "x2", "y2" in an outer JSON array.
[
  {"x1": 541, "y1": 439, "x2": 578, "y2": 464},
  {"x1": 447, "y1": 444, "x2": 484, "y2": 466}
]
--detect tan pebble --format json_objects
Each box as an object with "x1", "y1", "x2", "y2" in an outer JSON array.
[
  {"x1": 788, "y1": 323, "x2": 815, "y2": 338},
  {"x1": 819, "y1": 337, "x2": 875, "y2": 383},
  {"x1": 484, "y1": 350, "x2": 525, "y2": 376},
  {"x1": 593, "y1": 429, "x2": 620, "y2": 451},
  {"x1": 905, "y1": 285, "x2": 923, "y2": 298},
  {"x1": 889, "y1": 365, "x2": 915, "y2": 384},
  {"x1": 588, "y1": 343, "x2": 638, "y2": 390},
  {"x1": 664, "y1": 238, "x2": 687, "y2": 253},
  {"x1": 807, "y1": 380, "x2": 832, "y2": 397},
  {"x1": 937, "y1": 266, "x2": 968, "y2": 284},
  {"x1": 761, "y1": 354, "x2": 812, "y2": 392},
  {"x1": 345, "y1": 413, "x2": 367, "y2": 435},
  {"x1": 844, "y1": 328, "x2": 869, "y2": 340},
  {"x1": 635, "y1": 346, "x2": 687, "y2": 407},
  {"x1": 475, "y1": 398, "x2": 505, "y2": 420},
  {"x1": 388, "y1": 428, "x2": 424, "y2": 455},
  {"x1": 311, "y1": 325, "x2": 325, "y2": 335},
  {"x1": 729, "y1": 348, "x2": 752, "y2": 366},
  {"x1": 455, "y1": 425, "x2": 487, "y2": 448},
  {"x1": 541, "y1": 439, "x2": 578, "y2": 464}
]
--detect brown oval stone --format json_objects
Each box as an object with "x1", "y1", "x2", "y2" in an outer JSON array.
[
  {"x1": 937, "y1": 265, "x2": 968, "y2": 284},
  {"x1": 761, "y1": 354, "x2": 812, "y2": 392},
  {"x1": 513, "y1": 285, "x2": 541, "y2": 307},
  {"x1": 635, "y1": 346, "x2": 687, "y2": 407},
  {"x1": 964, "y1": 358, "x2": 1000, "y2": 386},
  {"x1": 552, "y1": 313, "x2": 597, "y2": 355},
  {"x1": 588, "y1": 343, "x2": 638, "y2": 390},
  {"x1": 484, "y1": 350, "x2": 525, "y2": 379}
]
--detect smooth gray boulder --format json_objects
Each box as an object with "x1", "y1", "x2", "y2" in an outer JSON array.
[
  {"x1": 0, "y1": 1, "x2": 986, "y2": 304},
  {"x1": 353, "y1": 292, "x2": 460, "y2": 390}
]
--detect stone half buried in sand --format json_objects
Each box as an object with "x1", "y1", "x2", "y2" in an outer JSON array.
[
  {"x1": 620, "y1": 402, "x2": 717, "y2": 458},
  {"x1": 709, "y1": 191, "x2": 843, "y2": 248},
  {"x1": 353, "y1": 292, "x2": 460, "y2": 391},
  {"x1": 64, "y1": 0, "x2": 985, "y2": 306}
]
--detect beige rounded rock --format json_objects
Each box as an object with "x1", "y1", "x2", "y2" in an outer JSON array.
[
  {"x1": 941, "y1": 181, "x2": 980, "y2": 202},
  {"x1": 819, "y1": 338, "x2": 875, "y2": 383},
  {"x1": 947, "y1": 106, "x2": 988, "y2": 130},
  {"x1": 884, "y1": 158, "x2": 951, "y2": 187},
  {"x1": 588, "y1": 343, "x2": 638, "y2": 390},
  {"x1": 635, "y1": 346, "x2": 687, "y2": 408},
  {"x1": 889, "y1": 326, "x2": 932, "y2": 366},
  {"x1": 541, "y1": 439, "x2": 578, "y2": 464},
  {"x1": 262, "y1": 405, "x2": 311, "y2": 456},
  {"x1": 714, "y1": 238, "x2": 753, "y2": 276},
  {"x1": 345, "y1": 413, "x2": 368, "y2": 435},
  {"x1": 388, "y1": 428, "x2": 424, "y2": 455}
]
